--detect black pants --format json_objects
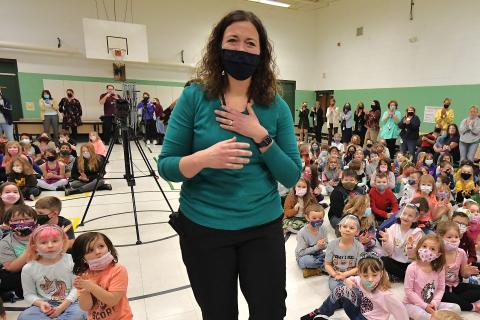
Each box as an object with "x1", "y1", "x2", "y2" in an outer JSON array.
[
  {"x1": 101, "y1": 115, "x2": 115, "y2": 144},
  {"x1": 173, "y1": 213, "x2": 287, "y2": 320},
  {"x1": 0, "y1": 269, "x2": 22, "y2": 298},
  {"x1": 385, "y1": 138, "x2": 397, "y2": 158},
  {"x1": 314, "y1": 124, "x2": 323, "y2": 143},
  {"x1": 70, "y1": 126, "x2": 78, "y2": 141},
  {"x1": 381, "y1": 256, "x2": 409, "y2": 280},
  {"x1": 342, "y1": 128, "x2": 352, "y2": 144},
  {"x1": 144, "y1": 119, "x2": 156, "y2": 141},
  {"x1": 442, "y1": 282, "x2": 480, "y2": 311},
  {"x1": 328, "y1": 124, "x2": 338, "y2": 146}
]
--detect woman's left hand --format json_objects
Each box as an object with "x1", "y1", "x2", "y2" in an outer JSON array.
[{"x1": 215, "y1": 103, "x2": 268, "y2": 143}]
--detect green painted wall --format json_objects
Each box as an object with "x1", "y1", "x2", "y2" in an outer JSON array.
[
  {"x1": 334, "y1": 84, "x2": 479, "y2": 132},
  {"x1": 17, "y1": 72, "x2": 185, "y2": 119}
]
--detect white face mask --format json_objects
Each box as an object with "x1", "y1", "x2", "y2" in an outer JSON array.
[
  {"x1": 21, "y1": 139, "x2": 30, "y2": 144},
  {"x1": 420, "y1": 185, "x2": 432, "y2": 194},
  {"x1": 82, "y1": 152, "x2": 91, "y2": 159},
  {"x1": 12, "y1": 166, "x2": 22, "y2": 173},
  {"x1": 295, "y1": 187, "x2": 307, "y2": 197}
]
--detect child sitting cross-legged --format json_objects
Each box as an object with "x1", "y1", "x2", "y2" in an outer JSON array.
[
  {"x1": 369, "y1": 172, "x2": 399, "y2": 224},
  {"x1": 283, "y1": 178, "x2": 315, "y2": 234},
  {"x1": 295, "y1": 203, "x2": 328, "y2": 278}
]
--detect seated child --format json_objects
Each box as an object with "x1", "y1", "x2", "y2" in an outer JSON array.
[
  {"x1": 348, "y1": 159, "x2": 367, "y2": 191},
  {"x1": 302, "y1": 252, "x2": 409, "y2": 320},
  {"x1": 36, "y1": 148, "x2": 69, "y2": 191},
  {"x1": 0, "y1": 205, "x2": 38, "y2": 298},
  {"x1": 295, "y1": 204, "x2": 328, "y2": 278},
  {"x1": 328, "y1": 169, "x2": 365, "y2": 230},
  {"x1": 369, "y1": 172, "x2": 399, "y2": 224},
  {"x1": 321, "y1": 156, "x2": 342, "y2": 194},
  {"x1": 34, "y1": 133, "x2": 56, "y2": 165},
  {"x1": 331, "y1": 133, "x2": 344, "y2": 154},
  {"x1": 283, "y1": 178, "x2": 315, "y2": 234},
  {"x1": 466, "y1": 201, "x2": 480, "y2": 243},
  {"x1": 301, "y1": 215, "x2": 364, "y2": 319},
  {"x1": 35, "y1": 196, "x2": 75, "y2": 248},
  {"x1": 58, "y1": 130, "x2": 77, "y2": 157},
  {"x1": 379, "y1": 203, "x2": 424, "y2": 281},
  {"x1": 58, "y1": 143, "x2": 76, "y2": 178},
  {"x1": 455, "y1": 163, "x2": 478, "y2": 204},
  {"x1": 403, "y1": 234, "x2": 461, "y2": 319},
  {"x1": 452, "y1": 210, "x2": 477, "y2": 265},
  {"x1": 7, "y1": 157, "x2": 40, "y2": 201},
  {"x1": 88, "y1": 132, "x2": 107, "y2": 158}
]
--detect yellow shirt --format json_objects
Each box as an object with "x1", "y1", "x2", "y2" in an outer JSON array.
[{"x1": 434, "y1": 108, "x2": 454, "y2": 131}]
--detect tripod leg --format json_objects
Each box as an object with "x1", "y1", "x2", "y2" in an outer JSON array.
[
  {"x1": 124, "y1": 128, "x2": 142, "y2": 244},
  {"x1": 133, "y1": 137, "x2": 175, "y2": 214},
  {"x1": 79, "y1": 126, "x2": 119, "y2": 226},
  {"x1": 129, "y1": 184, "x2": 142, "y2": 245}
]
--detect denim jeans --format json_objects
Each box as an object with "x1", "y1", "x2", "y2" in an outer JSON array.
[
  {"x1": 297, "y1": 252, "x2": 325, "y2": 270},
  {"x1": 18, "y1": 301, "x2": 87, "y2": 320},
  {"x1": 400, "y1": 138, "x2": 418, "y2": 161},
  {"x1": 459, "y1": 141, "x2": 479, "y2": 162},
  {"x1": 0, "y1": 123, "x2": 13, "y2": 140}
]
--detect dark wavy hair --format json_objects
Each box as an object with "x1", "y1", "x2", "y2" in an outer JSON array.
[
  {"x1": 72, "y1": 232, "x2": 118, "y2": 275},
  {"x1": 195, "y1": 10, "x2": 279, "y2": 106}
]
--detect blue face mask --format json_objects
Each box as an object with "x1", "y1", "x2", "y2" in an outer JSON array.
[
  {"x1": 43, "y1": 95, "x2": 50, "y2": 100},
  {"x1": 364, "y1": 208, "x2": 372, "y2": 217},
  {"x1": 310, "y1": 220, "x2": 323, "y2": 228}
]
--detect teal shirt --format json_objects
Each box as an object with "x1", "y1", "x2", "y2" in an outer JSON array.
[
  {"x1": 158, "y1": 84, "x2": 302, "y2": 230},
  {"x1": 380, "y1": 110, "x2": 402, "y2": 139}
]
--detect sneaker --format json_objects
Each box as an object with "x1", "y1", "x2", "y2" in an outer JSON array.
[
  {"x1": 98, "y1": 183, "x2": 112, "y2": 191},
  {"x1": 147, "y1": 140, "x2": 151, "y2": 145},
  {"x1": 65, "y1": 189, "x2": 80, "y2": 197},
  {"x1": 300, "y1": 310, "x2": 329, "y2": 320},
  {"x1": 56, "y1": 186, "x2": 66, "y2": 191},
  {"x1": 303, "y1": 268, "x2": 322, "y2": 278}
]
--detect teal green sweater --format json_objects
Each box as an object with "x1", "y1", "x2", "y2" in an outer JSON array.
[{"x1": 158, "y1": 84, "x2": 301, "y2": 230}]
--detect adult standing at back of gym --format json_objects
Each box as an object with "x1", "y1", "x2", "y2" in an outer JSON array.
[
  {"x1": 99, "y1": 84, "x2": 120, "y2": 144},
  {"x1": 158, "y1": 10, "x2": 301, "y2": 320},
  {"x1": 39, "y1": 90, "x2": 59, "y2": 143}
]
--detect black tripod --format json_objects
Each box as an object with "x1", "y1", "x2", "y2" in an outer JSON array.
[{"x1": 79, "y1": 117, "x2": 175, "y2": 244}]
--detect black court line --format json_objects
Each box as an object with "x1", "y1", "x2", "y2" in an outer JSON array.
[
  {"x1": 284, "y1": 232, "x2": 291, "y2": 242},
  {"x1": 62, "y1": 190, "x2": 179, "y2": 202},
  {"x1": 4, "y1": 284, "x2": 192, "y2": 311},
  {"x1": 127, "y1": 284, "x2": 191, "y2": 301},
  {"x1": 115, "y1": 234, "x2": 178, "y2": 247},
  {"x1": 75, "y1": 221, "x2": 169, "y2": 233},
  {"x1": 81, "y1": 209, "x2": 173, "y2": 224}
]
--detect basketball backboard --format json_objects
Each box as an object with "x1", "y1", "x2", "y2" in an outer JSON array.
[{"x1": 83, "y1": 18, "x2": 149, "y2": 63}]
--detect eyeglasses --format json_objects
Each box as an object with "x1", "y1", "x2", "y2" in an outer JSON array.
[{"x1": 10, "y1": 218, "x2": 34, "y2": 223}]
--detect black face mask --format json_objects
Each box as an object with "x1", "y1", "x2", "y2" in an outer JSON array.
[
  {"x1": 46, "y1": 156, "x2": 56, "y2": 162},
  {"x1": 461, "y1": 172, "x2": 472, "y2": 180},
  {"x1": 221, "y1": 49, "x2": 260, "y2": 81},
  {"x1": 366, "y1": 143, "x2": 373, "y2": 148},
  {"x1": 444, "y1": 104, "x2": 450, "y2": 109},
  {"x1": 407, "y1": 112, "x2": 414, "y2": 117},
  {"x1": 67, "y1": 93, "x2": 73, "y2": 98},
  {"x1": 36, "y1": 214, "x2": 51, "y2": 225},
  {"x1": 143, "y1": 96, "x2": 149, "y2": 101},
  {"x1": 434, "y1": 128, "x2": 442, "y2": 134}
]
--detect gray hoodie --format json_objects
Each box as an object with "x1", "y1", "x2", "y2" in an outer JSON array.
[{"x1": 459, "y1": 117, "x2": 480, "y2": 143}]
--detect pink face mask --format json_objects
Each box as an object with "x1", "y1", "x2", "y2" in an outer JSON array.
[
  {"x1": 1, "y1": 192, "x2": 20, "y2": 204},
  {"x1": 7, "y1": 148, "x2": 18, "y2": 155},
  {"x1": 86, "y1": 252, "x2": 114, "y2": 271},
  {"x1": 443, "y1": 239, "x2": 460, "y2": 251},
  {"x1": 418, "y1": 248, "x2": 439, "y2": 263}
]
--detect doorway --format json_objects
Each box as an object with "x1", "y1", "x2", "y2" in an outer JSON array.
[
  {"x1": 0, "y1": 59, "x2": 23, "y2": 120},
  {"x1": 279, "y1": 80, "x2": 296, "y2": 120}
]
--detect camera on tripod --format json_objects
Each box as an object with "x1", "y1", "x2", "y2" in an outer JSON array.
[{"x1": 114, "y1": 99, "x2": 131, "y2": 126}]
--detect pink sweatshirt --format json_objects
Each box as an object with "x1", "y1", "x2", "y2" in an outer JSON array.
[
  {"x1": 403, "y1": 261, "x2": 446, "y2": 309},
  {"x1": 349, "y1": 276, "x2": 409, "y2": 320},
  {"x1": 92, "y1": 140, "x2": 107, "y2": 157},
  {"x1": 445, "y1": 248, "x2": 467, "y2": 288},
  {"x1": 381, "y1": 224, "x2": 423, "y2": 263}
]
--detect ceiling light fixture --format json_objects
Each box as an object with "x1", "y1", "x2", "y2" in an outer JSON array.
[{"x1": 248, "y1": 0, "x2": 291, "y2": 8}]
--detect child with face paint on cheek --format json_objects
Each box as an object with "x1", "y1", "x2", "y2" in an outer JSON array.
[
  {"x1": 283, "y1": 178, "x2": 316, "y2": 234},
  {"x1": 302, "y1": 252, "x2": 409, "y2": 320},
  {"x1": 295, "y1": 204, "x2": 328, "y2": 278},
  {"x1": 403, "y1": 234, "x2": 461, "y2": 319},
  {"x1": 436, "y1": 221, "x2": 480, "y2": 313},
  {"x1": 0, "y1": 205, "x2": 38, "y2": 299}
]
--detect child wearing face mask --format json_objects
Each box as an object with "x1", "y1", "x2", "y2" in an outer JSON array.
[
  {"x1": 296, "y1": 204, "x2": 328, "y2": 278},
  {"x1": 301, "y1": 215, "x2": 364, "y2": 319},
  {"x1": 436, "y1": 221, "x2": 480, "y2": 313},
  {"x1": 309, "y1": 141, "x2": 320, "y2": 162},
  {"x1": 58, "y1": 130, "x2": 77, "y2": 157},
  {"x1": 369, "y1": 173, "x2": 399, "y2": 224},
  {"x1": 414, "y1": 174, "x2": 439, "y2": 227},
  {"x1": 34, "y1": 133, "x2": 56, "y2": 164},
  {"x1": 331, "y1": 133, "x2": 344, "y2": 154},
  {"x1": 0, "y1": 182, "x2": 25, "y2": 226},
  {"x1": 283, "y1": 178, "x2": 315, "y2": 234},
  {"x1": 421, "y1": 153, "x2": 436, "y2": 176},
  {"x1": 365, "y1": 150, "x2": 380, "y2": 178},
  {"x1": 343, "y1": 145, "x2": 357, "y2": 167},
  {"x1": 436, "y1": 161, "x2": 455, "y2": 190},
  {"x1": 403, "y1": 234, "x2": 461, "y2": 319},
  {"x1": 370, "y1": 158, "x2": 395, "y2": 190},
  {"x1": 18, "y1": 224, "x2": 87, "y2": 320},
  {"x1": 328, "y1": 170, "x2": 365, "y2": 230},
  {"x1": 66, "y1": 143, "x2": 111, "y2": 196},
  {"x1": 302, "y1": 252, "x2": 409, "y2": 320},
  {"x1": 0, "y1": 205, "x2": 37, "y2": 299},
  {"x1": 36, "y1": 148, "x2": 69, "y2": 191},
  {"x1": 137, "y1": 92, "x2": 156, "y2": 146},
  {"x1": 452, "y1": 210, "x2": 477, "y2": 265},
  {"x1": 72, "y1": 232, "x2": 132, "y2": 319},
  {"x1": 35, "y1": 196, "x2": 75, "y2": 249},
  {"x1": 19, "y1": 133, "x2": 42, "y2": 164},
  {"x1": 7, "y1": 158, "x2": 40, "y2": 201},
  {"x1": 466, "y1": 202, "x2": 480, "y2": 244},
  {"x1": 2, "y1": 141, "x2": 28, "y2": 174},
  {"x1": 348, "y1": 159, "x2": 367, "y2": 192},
  {"x1": 454, "y1": 164, "x2": 477, "y2": 204},
  {"x1": 58, "y1": 143, "x2": 76, "y2": 178},
  {"x1": 399, "y1": 171, "x2": 422, "y2": 208},
  {"x1": 321, "y1": 155, "x2": 342, "y2": 194},
  {"x1": 317, "y1": 145, "x2": 329, "y2": 172},
  {"x1": 88, "y1": 131, "x2": 106, "y2": 158},
  {"x1": 380, "y1": 203, "x2": 424, "y2": 281}
]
